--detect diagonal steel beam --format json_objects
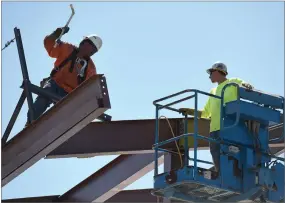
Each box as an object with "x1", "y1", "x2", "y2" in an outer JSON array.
[
  {"x1": 2, "y1": 75, "x2": 111, "y2": 187},
  {"x1": 46, "y1": 118, "x2": 210, "y2": 158},
  {"x1": 58, "y1": 153, "x2": 164, "y2": 202},
  {"x1": 270, "y1": 146, "x2": 285, "y2": 156}
]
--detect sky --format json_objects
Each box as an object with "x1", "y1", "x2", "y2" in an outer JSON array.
[{"x1": 1, "y1": 1, "x2": 284, "y2": 200}]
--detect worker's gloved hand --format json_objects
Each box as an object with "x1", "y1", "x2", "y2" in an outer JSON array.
[
  {"x1": 241, "y1": 82, "x2": 254, "y2": 90},
  {"x1": 40, "y1": 77, "x2": 50, "y2": 88},
  {"x1": 56, "y1": 27, "x2": 70, "y2": 36},
  {"x1": 179, "y1": 108, "x2": 194, "y2": 115},
  {"x1": 179, "y1": 108, "x2": 195, "y2": 116},
  {"x1": 51, "y1": 27, "x2": 70, "y2": 39}
]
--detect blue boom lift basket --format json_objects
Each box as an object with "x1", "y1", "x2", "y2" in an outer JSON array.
[{"x1": 152, "y1": 83, "x2": 284, "y2": 202}]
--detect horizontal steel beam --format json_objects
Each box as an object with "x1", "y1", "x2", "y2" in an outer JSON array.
[
  {"x1": 2, "y1": 75, "x2": 111, "y2": 187},
  {"x1": 106, "y1": 189, "x2": 160, "y2": 202},
  {"x1": 47, "y1": 119, "x2": 283, "y2": 159},
  {"x1": 46, "y1": 118, "x2": 210, "y2": 158},
  {"x1": 58, "y1": 153, "x2": 164, "y2": 202},
  {"x1": 1, "y1": 188, "x2": 268, "y2": 203},
  {"x1": 2, "y1": 189, "x2": 159, "y2": 202},
  {"x1": 2, "y1": 195, "x2": 59, "y2": 202}
]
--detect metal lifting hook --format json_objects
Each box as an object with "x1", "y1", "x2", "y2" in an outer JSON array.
[
  {"x1": 54, "y1": 4, "x2": 75, "y2": 48},
  {"x1": 75, "y1": 57, "x2": 88, "y2": 77}
]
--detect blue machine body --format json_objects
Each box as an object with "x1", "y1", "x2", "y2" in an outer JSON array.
[{"x1": 152, "y1": 85, "x2": 284, "y2": 202}]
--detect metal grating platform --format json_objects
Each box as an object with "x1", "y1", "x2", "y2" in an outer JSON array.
[
  {"x1": 152, "y1": 181, "x2": 284, "y2": 203},
  {"x1": 152, "y1": 181, "x2": 240, "y2": 202}
]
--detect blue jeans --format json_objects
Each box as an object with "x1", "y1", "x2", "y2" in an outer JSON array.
[
  {"x1": 210, "y1": 130, "x2": 220, "y2": 173},
  {"x1": 27, "y1": 79, "x2": 68, "y2": 124}
]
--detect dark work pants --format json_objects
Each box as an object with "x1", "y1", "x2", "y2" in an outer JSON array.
[
  {"x1": 27, "y1": 79, "x2": 68, "y2": 124},
  {"x1": 209, "y1": 130, "x2": 221, "y2": 173}
]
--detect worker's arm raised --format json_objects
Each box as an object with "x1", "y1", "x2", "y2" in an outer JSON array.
[{"x1": 44, "y1": 27, "x2": 70, "y2": 58}]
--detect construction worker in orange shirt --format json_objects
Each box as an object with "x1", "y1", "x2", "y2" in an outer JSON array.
[{"x1": 26, "y1": 26, "x2": 102, "y2": 126}]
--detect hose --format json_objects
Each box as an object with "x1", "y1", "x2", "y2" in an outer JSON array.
[{"x1": 158, "y1": 116, "x2": 183, "y2": 168}]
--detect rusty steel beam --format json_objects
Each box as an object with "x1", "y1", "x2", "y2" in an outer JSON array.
[
  {"x1": 58, "y1": 153, "x2": 164, "y2": 202},
  {"x1": 1, "y1": 75, "x2": 111, "y2": 187},
  {"x1": 46, "y1": 118, "x2": 210, "y2": 158}
]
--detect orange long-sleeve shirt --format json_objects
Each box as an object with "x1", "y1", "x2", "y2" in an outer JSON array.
[{"x1": 44, "y1": 35, "x2": 97, "y2": 93}]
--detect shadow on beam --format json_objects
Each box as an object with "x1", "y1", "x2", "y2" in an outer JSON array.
[{"x1": 1, "y1": 75, "x2": 111, "y2": 187}]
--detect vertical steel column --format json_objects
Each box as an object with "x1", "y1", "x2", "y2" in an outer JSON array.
[
  {"x1": 193, "y1": 91, "x2": 198, "y2": 178},
  {"x1": 154, "y1": 106, "x2": 159, "y2": 176},
  {"x1": 14, "y1": 27, "x2": 35, "y2": 121},
  {"x1": 184, "y1": 114, "x2": 188, "y2": 166}
]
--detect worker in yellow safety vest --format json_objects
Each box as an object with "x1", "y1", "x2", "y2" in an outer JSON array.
[{"x1": 179, "y1": 61, "x2": 253, "y2": 175}]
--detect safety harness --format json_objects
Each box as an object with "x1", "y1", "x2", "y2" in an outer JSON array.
[{"x1": 50, "y1": 48, "x2": 89, "y2": 85}]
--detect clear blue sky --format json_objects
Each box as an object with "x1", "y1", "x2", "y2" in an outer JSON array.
[{"x1": 2, "y1": 1, "x2": 284, "y2": 200}]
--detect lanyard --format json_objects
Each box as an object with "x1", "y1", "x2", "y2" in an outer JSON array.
[{"x1": 75, "y1": 57, "x2": 88, "y2": 77}]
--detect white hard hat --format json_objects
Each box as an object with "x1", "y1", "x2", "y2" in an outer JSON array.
[
  {"x1": 206, "y1": 61, "x2": 228, "y2": 75},
  {"x1": 82, "y1": 34, "x2": 102, "y2": 52}
]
